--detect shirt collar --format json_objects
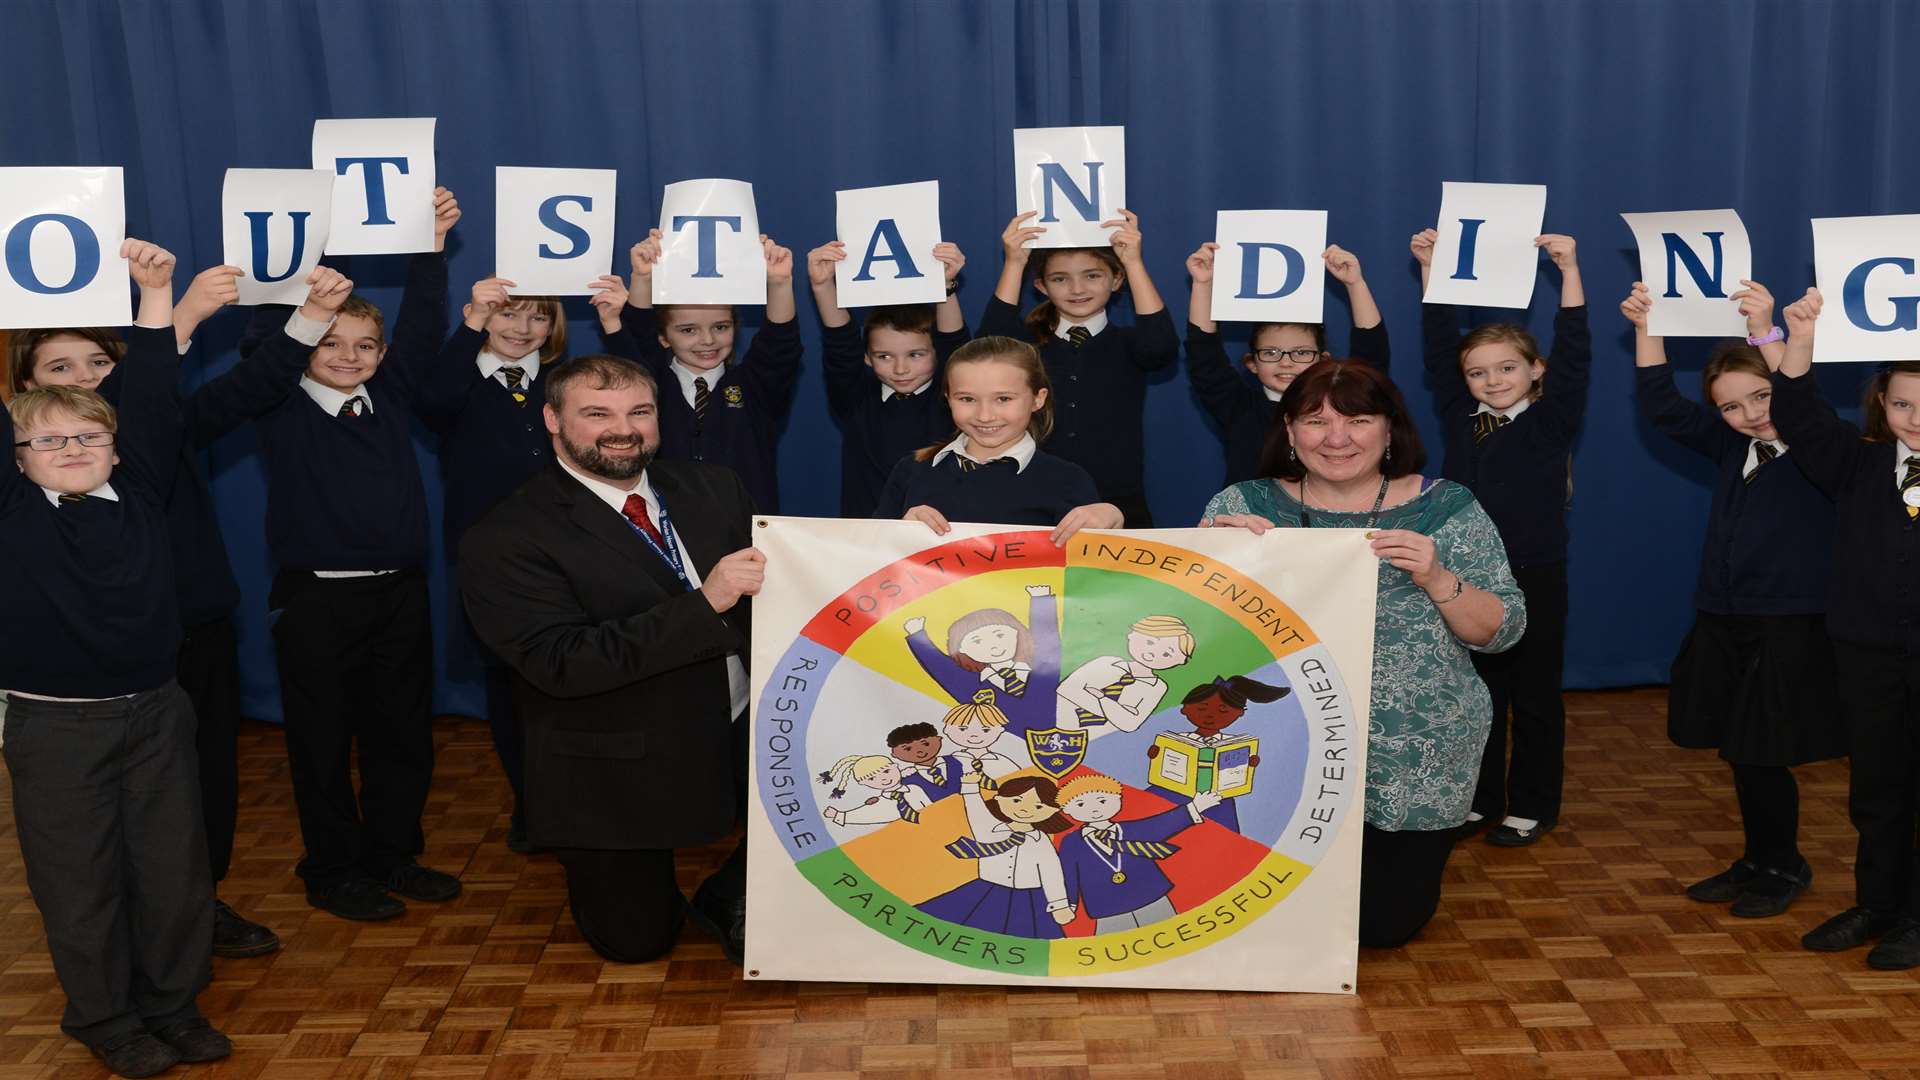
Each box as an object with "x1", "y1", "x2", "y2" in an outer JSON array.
[
  {"x1": 1054, "y1": 310, "x2": 1109, "y2": 341},
  {"x1": 880, "y1": 379, "x2": 935, "y2": 402},
  {"x1": 300, "y1": 375, "x2": 371, "y2": 415},
  {"x1": 1262, "y1": 385, "x2": 1284, "y2": 403},
  {"x1": 980, "y1": 660, "x2": 1034, "y2": 684},
  {"x1": 40, "y1": 481, "x2": 118, "y2": 507},
  {"x1": 1898, "y1": 441, "x2": 1920, "y2": 483},
  {"x1": 669, "y1": 359, "x2": 723, "y2": 405},
  {"x1": 478, "y1": 347, "x2": 540, "y2": 384},
  {"x1": 1472, "y1": 398, "x2": 1531, "y2": 421},
  {"x1": 931, "y1": 432, "x2": 1038, "y2": 474},
  {"x1": 556, "y1": 453, "x2": 655, "y2": 520}
]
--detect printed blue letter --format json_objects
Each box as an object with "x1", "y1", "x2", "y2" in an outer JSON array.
[
  {"x1": 1661, "y1": 231, "x2": 1728, "y2": 298},
  {"x1": 1036, "y1": 161, "x2": 1103, "y2": 223},
  {"x1": 538, "y1": 195, "x2": 592, "y2": 259},
  {"x1": 1449, "y1": 218, "x2": 1485, "y2": 281},
  {"x1": 4, "y1": 214, "x2": 101, "y2": 295},
  {"x1": 242, "y1": 211, "x2": 311, "y2": 283},
  {"x1": 671, "y1": 214, "x2": 744, "y2": 279},
  {"x1": 1235, "y1": 243, "x2": 1305, "y2": 300},
  {"x1": 851, "y1": 218, "x2": 923, "y2": 282},
  {"x1": 1842, "y1": 256, "x2": 1920, "y2": 332},
  {"x1": 333, "y1": 156, "x2": 410, "y2": 226}
]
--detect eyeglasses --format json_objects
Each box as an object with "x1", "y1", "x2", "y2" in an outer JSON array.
[
  {"x1": 14, "y1": 432, "x2": 115, "y2": 452},
  {"x1": 1252, "y1": 347, "x2": 1327, "y2": 366}
]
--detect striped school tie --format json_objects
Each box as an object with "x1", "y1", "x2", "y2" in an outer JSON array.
[
  {"x1": 337, "y1": 395, "x2": 368, "y2": 419},
  {"x1": 693, "y1": 376, "x2": 710, "y2": 421},
  {"x1": 1745, "y1": 440, "x2": 1779, "y2": 484},
  {"x1": 499, "y1": 366, "x2": 528, "y2": 406},
  {"x1": 1903, "y1": 456, "x2": 1920, "y2": 520},
  {"x1": 1066, "y1": 325, "x2": 1092, "y2": 349},
  {"x1": 995, "y1": 667, "x2": 1027, "y2": 696},
  {"x1": 1074, "y1": 671, "x2": 1139, "y2": 727},
  {"x1": 956, "y1": 456, "x2": 1012, "y2": 473},
  {"x1": 945, "y1": 835, "x2": 1023, "y2": 859},
  {"x1": 1087, "y1": 831, "x2": 1180, "y2": 860},
  {"x1": 57, "y1": 493, "x2": 89, "y2": 505},
  {"x1": 1472, "y1": 411, "x2": 1510, "y2": 444},
  {"x1": 925, "y1": 762, "x2": 946, "y2": 787},
  {"x1": 886, "y1": 792, "x2": 921, "y2": 825}
]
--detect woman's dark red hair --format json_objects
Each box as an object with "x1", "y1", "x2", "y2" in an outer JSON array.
[{"x1": 1255, "y1": 359, "x2": 1427, "y2": 480}]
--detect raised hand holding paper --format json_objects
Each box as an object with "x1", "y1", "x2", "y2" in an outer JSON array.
[
  {"x1": 1013, "y1": 126, "x2": 1125, "y2": 249},
  {"x1": 1619, "y1": 209, "x2": 1751, "y2": 337},
  {"x1": 311, "y1": 117, "x2": 437, "y2": 255},
  {"x1": 496, "y1": 167, "x2": 617, "y2": 296},
  {"x1": 0, "y1": 166, "x2": 129, "y2": 328},
  {"x1": 1423, "y1": 181, "x2": 1548, "y2": 309},
  {"x1": 1210, "y1": 210, "x2": 1329, "y2": 324},
  {"x1": 653, "y1": 178, "x2": 766, "y2": 305},
  {"x1": 835, "y1": 181, "x2": 945, "y2": 307},
  {"x1": 1811, "y1": 213, "x2": 1920, "y2": 363},
  {"x1": 222, "y1": 169, "x2": 334, "y2": 306}
]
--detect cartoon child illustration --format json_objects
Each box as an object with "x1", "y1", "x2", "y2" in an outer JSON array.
[
  {"x1": 919, "y1": 766, "x2": 1075, "y2": 937},
  {"x1": 889, "y1": 722, "x2": 966, "y2": 803},
  {"x1": 818, "y1": 754, "x2": 930, "y2": 827},
  {"x1": 1146, "y1": 675, "x2": 1291, "y2": 833},
  {"x1": 940, "y1": 689, "x2": 1032, "y2": 781},
  {"x1": 1058, "y1": 773, "x2": 1223, "y2": 932},
  {"x1": 903, "y1": 584, "x2": 1060, "y2": 737},
  {"x1": 1056, "y1": 614, "x2": 1196, "y2": 735}
]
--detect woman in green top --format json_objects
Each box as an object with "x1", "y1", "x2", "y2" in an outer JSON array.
[{"x1": 1200, "y1": 359, "x2": 1526, "y2": 948}]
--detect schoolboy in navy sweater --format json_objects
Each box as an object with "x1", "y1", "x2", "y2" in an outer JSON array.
[
  {"x1": 2, "y1": 241, "x2": 236, "y2": 1077},
  {"x1": 1414, "y1": 228, "x2": 1591, "y2": 848},
  {"x1": 806, "y1": 239, "x2": 970, "y2": 517},
  {"x1": 1184, "y1": 241, "x2": 1392, "y2": 485},
  {"x1": 619, "y1": 230, "x2": 802, "y2": 514},
  {"x1": 190, "y1": 189, "x2": 462, "y2": 923},
  {"x1": 1771, "y1": 289, "x2": 1920, "y2": 969},
  {"x1": 978, "y1": 210, "x2": 1178, "y2": 527}
]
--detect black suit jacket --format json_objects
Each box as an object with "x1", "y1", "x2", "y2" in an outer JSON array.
[{"x1": 459, "y1": 458, "x2": 755, "y2": 850}]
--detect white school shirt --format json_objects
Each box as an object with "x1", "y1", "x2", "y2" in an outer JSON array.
[
  {"x1": 669, "y1": 359, "x2": 725, "y2": 411},
  {"x1": 38, "y1": 481, "x2": 117, "y2": 508},
  {"x1": 1053, "y1": 310, "x2": 1109, "y2": 342},
  {"x1": 1472, "y1": 398, "x2": 1533, "y2": 422},
  {"x1": 555, "y1": 457, "x2": 750, "y2": 717},
  {"x1": 880, "y1": 380, "x2": 934, "y2": 402},
  {"x1": 931, "y1": 431, "x2": 1038, "y2": 474},
  {"x1": 1897, "y1": 442, "x2": 1920, "y2": 489},
  {"x1": 835, "y1": 785, "x2": 933, "y2": 826},
  {"x1": 1742, "y1": 438, "x2": 1788, "y2": 481},
  {"x1": 1056, "y1": 655, "x2": 1168, "y2": 733},
  {"x1": 951, "y1": 744, "x2": 1029, "y2": 779},
  {"x1": 958, "y1": 781, "x2": 1068, "y2": 911},
  {"x1": 478, "y1": 348, "x2": 540, "y2": 390}
]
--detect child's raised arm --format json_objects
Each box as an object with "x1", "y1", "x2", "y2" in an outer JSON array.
[
  {"x1": 1779, "y1": 288, "x2": 1818, "y2": 378},
  {"x1": 1536, "y1": 233, "x2": 1583, "y2": 309},
  {"x1": 1325, "y1": 244, "x2": 1382, "y2": 331},
  {"x1": 1413, "y1": 227, "x2": 1471, "y2": 413},
  {"x1": 1731, "y1": 279, "x2": 1785, "y2": 370},
  {"x1": 184, "y1": 267, "x2": 353, "y2": 446},
  {"x1": 1625, "y1": 281, "x2": 1729, "y2": 460},
  {"x1": 763, "y1": 235, "x2": 796, "y2": 324},
  {"x1": 1620, "y1": 281, "x2": 1665, "y2": 367},
  {"x1": 174, "y1": 264, "x2": 243, "y2": 348},
  {"x1": 1187, "y1": 242, "x2": 1217, "y2": 335},
  {"x1": 1105, "y1": 208, "x2": 1164, "y2": 316},
  {"x1": 933, "y1": 242, "x2": 966, "y2": 334},
  {"x1": 992, "y1": 212, "x2": 1045, "y2": 307},
  {"x1": 807, "y1": 242, "x2": 850, "y2": 329}
]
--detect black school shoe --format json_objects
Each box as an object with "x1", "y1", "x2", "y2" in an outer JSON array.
[
  {"x1": 385, "y1": 862, "x2": 462, "y2": 902},
  {"x1": 212, "y1": 898, "x2": 281, "y2": 958},
  {"x1": 688, "y1": 878, "x2": 746, "y2": 965},
  {"x1": 151, "y1": 1018, "x2": 232, "y2": 1063},
  {"x1": 1801, "y1": 906, "x2": 1901, "y2": 952},
  {"x1": 308, "y1": 877, "x2": 406, "y2": 922},
  {"x1": 89, "y1": 1030, "x2": 180, "y2": 1078},
  {"x1": 1687, "y1": 859, "x2": 1763, "y2": 903},
  {"x1": 1866, "y1": 919, "x2": 1920, "y2": 970},
  {"x1": 1729, "y1": 860, "x2": 1812, "y2": 919},
  {"x1": 1486, "y1": 819, "x2": 1555, "y2": 847}
]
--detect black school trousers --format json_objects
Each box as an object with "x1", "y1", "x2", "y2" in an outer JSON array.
[
  {"x1": 177, "y1": 616, "x2": 241, "y2": 882},
  {"x1": 1834, "y1": 642, "x2": 1920, "y2": 916},
  {"x1": 270, "y1": 569, "x2": 435, "y2": 888},
  {"x1": 1472, "y1": 560, "x2": 1568, "y2": 824},
  {"x1": 2, "y1": 683, "x2": 212, "y2": 1047}
]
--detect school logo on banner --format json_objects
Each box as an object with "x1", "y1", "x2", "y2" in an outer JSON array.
[{"x1": 745, "y1": 519, "x2": 1378, "y2": 993}]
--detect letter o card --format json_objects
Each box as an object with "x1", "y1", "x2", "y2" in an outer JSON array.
[
  {"x1": 1211, "y1": 210, "x2": 1328, "y2": 324},
  {"x1": 311, "y1": 117, "x2": 437, "y2": 255},
  {"x1": 836, "y1": 181, "x2": 945, "y2": 307},
  {"x1": 1812, "y1": 213, "x2": 1920, "y2": 363},
  {"x1": 496, "y1": 167, "x2": 617, "y2": 297},
  {"x1": 0, "y1": 166, "x2": 129, "y2": 329}
]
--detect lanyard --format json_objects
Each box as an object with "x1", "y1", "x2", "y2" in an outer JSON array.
[{"x1": 622, "y1": 495, "x2": 692, "y2": 591}]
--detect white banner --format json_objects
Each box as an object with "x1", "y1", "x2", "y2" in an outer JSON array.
[
  {"x1": 222, "y1": 168, "x2": 335, "y2": 306},
  {"x1": 311, "y1": 117, "x2": 437, "y2": 255},
  {"x1": 1423, "y1": 181, "x2": 1548, "y2": 309},
  {"x1": 1620, "y1": 209, "x2": 1752, "y2": 338},
  {"x1": 0, "y1": 166, "x2": 129, "y2": 329},
  {"x1": 1210, "y1": 210, "x2": 1329, "y2": 325},
  {"x1": 747, "y1": 518, "x2": 1376, "y2": 993},
  {"x1": 1013, "y1": 126, "x2": 1125, "y2": 249},
  {"x1": 1812, "y1": 213, "x2": 1920, "y2": 363},
  {"x1": 835, "y1": 180, "x2": 946, "y2": 307},
  {"x1": 653, "y1": 179, "x2": 765, "y2": 305},
  {"x1": 495, "y1": 167, "x2": 617, "y2": 296}
]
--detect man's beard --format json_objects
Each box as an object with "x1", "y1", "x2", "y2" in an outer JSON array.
[{"x1": 562, "y1": 430, "x2": 655, "y2": 481}]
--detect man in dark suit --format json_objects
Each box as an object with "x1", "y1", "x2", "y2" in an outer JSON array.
[{"x1": 459, "y1": 353, "x2": 764, "y2": 964}]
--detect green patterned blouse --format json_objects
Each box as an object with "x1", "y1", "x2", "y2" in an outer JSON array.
[{"x1": 1202, "y1": 478, "x2": 1527, "y2": 832}]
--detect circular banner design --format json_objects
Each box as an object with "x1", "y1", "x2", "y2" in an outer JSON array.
[{"x1": 755, "y1": 530, "x2": 1361, "y2": 977}]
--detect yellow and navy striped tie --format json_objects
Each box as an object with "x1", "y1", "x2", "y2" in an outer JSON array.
[
  {"x1": 499, "y1": 366, "x2": 528, "y2": 406},
  {"x1": 1473, "y1": 411, "x2": 1511, "y2": 444},
  {"x1": 946, "y1": 835, "x2": 1021, "y2": 859},
  {"x1": 996, "y1": 666, "x2": 1027, "y2": 696},
  {"x1": 1066, "y1": 325, "x2": 1092, "y2": 348},
  {"x1": 1074, "y1": 671, "x2": 1138, "y2": 727},
  {"x1": 1090, "y1": 834, "x2": 1179, "y2": 860},
  {"x1": 1902, "y1": 455, "x2": 1920, "y2": 520},
  {"x1": 888, "y1": 792, "x2": 921, "y2": 825},
  {"x1": 1745, "y1": 440, "x2": 1779, "y2": 484}
]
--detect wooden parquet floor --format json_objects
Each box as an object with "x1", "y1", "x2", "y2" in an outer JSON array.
[{"x1": 1, "y1": 688, "x2": 1917, "y2": 1079}]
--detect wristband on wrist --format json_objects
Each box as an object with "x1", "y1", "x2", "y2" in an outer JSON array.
[
  {"x1": 1747, "y1": 326, "x2": 1784, "y2": 346},
  {"x1": 1433, "y1": 573, "x2": 1465, "y2": 604},
  {"x1": 946, "y1": 278, "x2": 960, "y2": 297}
]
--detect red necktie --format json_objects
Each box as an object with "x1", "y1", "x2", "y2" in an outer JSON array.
[{"x1": 621, "y1": 494, "x2": 668, "y2": 550}]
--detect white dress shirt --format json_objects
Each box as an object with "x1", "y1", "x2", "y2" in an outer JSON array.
[
  {"x1": 669, "y1": 359, "x2": 725, "y2": 410},
  {"x1": 1743, "y1": 438, "x2": 1788, "y2": 480},
  {"x1": 931, "y1": 431, "x2": 1038, "y2": 474},
  {"x1": 478, "y1": 348, "x2": 540, "y2": 390},
  {"x1": 1056, "y1": 655, "x2": 1167, "y2": 733},
  {"x1": 1054, "y1": 310, "x2": 1110, "y2": 342},
  {"x1": 958, "y1": 782, "x2": 1069, "y2": 912}
]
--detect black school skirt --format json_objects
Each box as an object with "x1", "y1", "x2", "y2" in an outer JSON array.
[{"x1": 1667, "y1": 611, "x2": 1847, "y2": 766}]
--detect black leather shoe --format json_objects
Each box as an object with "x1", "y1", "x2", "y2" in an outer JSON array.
[
  {"x1": 1867, "y1": 919, "x2": 1920, "y2": 970},
  {"x1": 688, "y1": 878, "x2": 746, "y2": 965},
  {"x1": 89, "y1": 1031, "x2": 180, "y2": 1078},
  {"x1": 150, "y1": 1018, "x2": 232, "y2": 1063},
  {"x1": 385, "y1": 862, "x2": 462, "y2": 902},
  {"x1": 1729, "y1": 860, "x2": 1811, "y2": 919},
  {"x1": 1486, "y1": 819, "x2": 1555, "y2": 847},
  {"x1": 212, "y1": 898, "x2": 281, "y2": 958},
  {"x1": 506, "y1": 817, "x2": 532, "y2": 855},
  {"x1": 1801, "y1": 906, "x2": 1899, "y2": 952},
  {"x1": 308, "y1": 877, "x2": 406, "y2": 922},
  {"x1": 1686, "y1": 859, "x2": 1762, "y2": 903}
]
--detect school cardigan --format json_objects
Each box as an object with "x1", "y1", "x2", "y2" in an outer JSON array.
[
  {"x1": 0, "y1": 326, "x2": 184, "y2": 698},
  {"x1": 617, "y1": 304, "x2": 803, "y2": 514},
  {"x1": 1767, "y1": 369, "x2": 1920, "y2": 655},
  {"x1": 1421, "y1": 304, "x2": 1592, "y2": 570},
  {"x1": 190, "y1": 252, "x2": 447, "y2": 572},
  {"x1": 977, "y1": 297, "x2": 1178, "y2": 515},
  {"x1": 1057, "y1": 805, "x2": 1198, "y2": 919},
  {"x1": 872, "y1": 449, "x2": 1101, "y2": 527},
  {"x1": 414, "y1": 323, "x2": 646, "y2": 561},
  {"x1": 1186, "y1": 322, "x2": 1391, "y2": 485},
  {"x1": 821, "y1": 319, "x2": 971, "y2": 517},
  {"x1": 1635, "y1": 364, "x2": 1833, "y2": 616}
]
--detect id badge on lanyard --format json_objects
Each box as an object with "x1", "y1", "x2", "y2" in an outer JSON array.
[{"x1": 624, "y1": 498, "x2": 693, "y2": 592}]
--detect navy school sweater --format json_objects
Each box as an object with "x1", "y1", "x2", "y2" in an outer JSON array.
[
  {"x1": 416, "y1": 322, "x2": 645, "y2": 562},
  {"x1": 1422, "y1": 303, "x2": 1591, "y2": 569},
  {"x1": 1635, "y1": 363, "x2": 1833, "y2": 616},
  {"x1": 977, "y1": 297, "x2": 1179, "y2": 524},
  {"x1": 1186, "y1": 321, "x2": 1391, "y2": 486},
  {"x1": 0, "y1": 325, "x2": 185, "y2": 698},
  {"x1": 1767, "y1": 369, "x2": 1920, "y2": 655},
  {"x1": 821, "y1": 318, "x2": 971, "y2": 517},
  {"x1": 189, "y1": 252, "x2": 447, "y2": 573},
  {"x1": 872, "y1": 448, "x2": 1101, "y2": 527},
  {"x1": 618, "y1": 304, "x2": 802, "y2": 515}
]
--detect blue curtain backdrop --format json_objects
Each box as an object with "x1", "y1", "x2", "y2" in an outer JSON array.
[{"x1": 6, "y1": 0, "x2": 1915, "y2": 720}]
